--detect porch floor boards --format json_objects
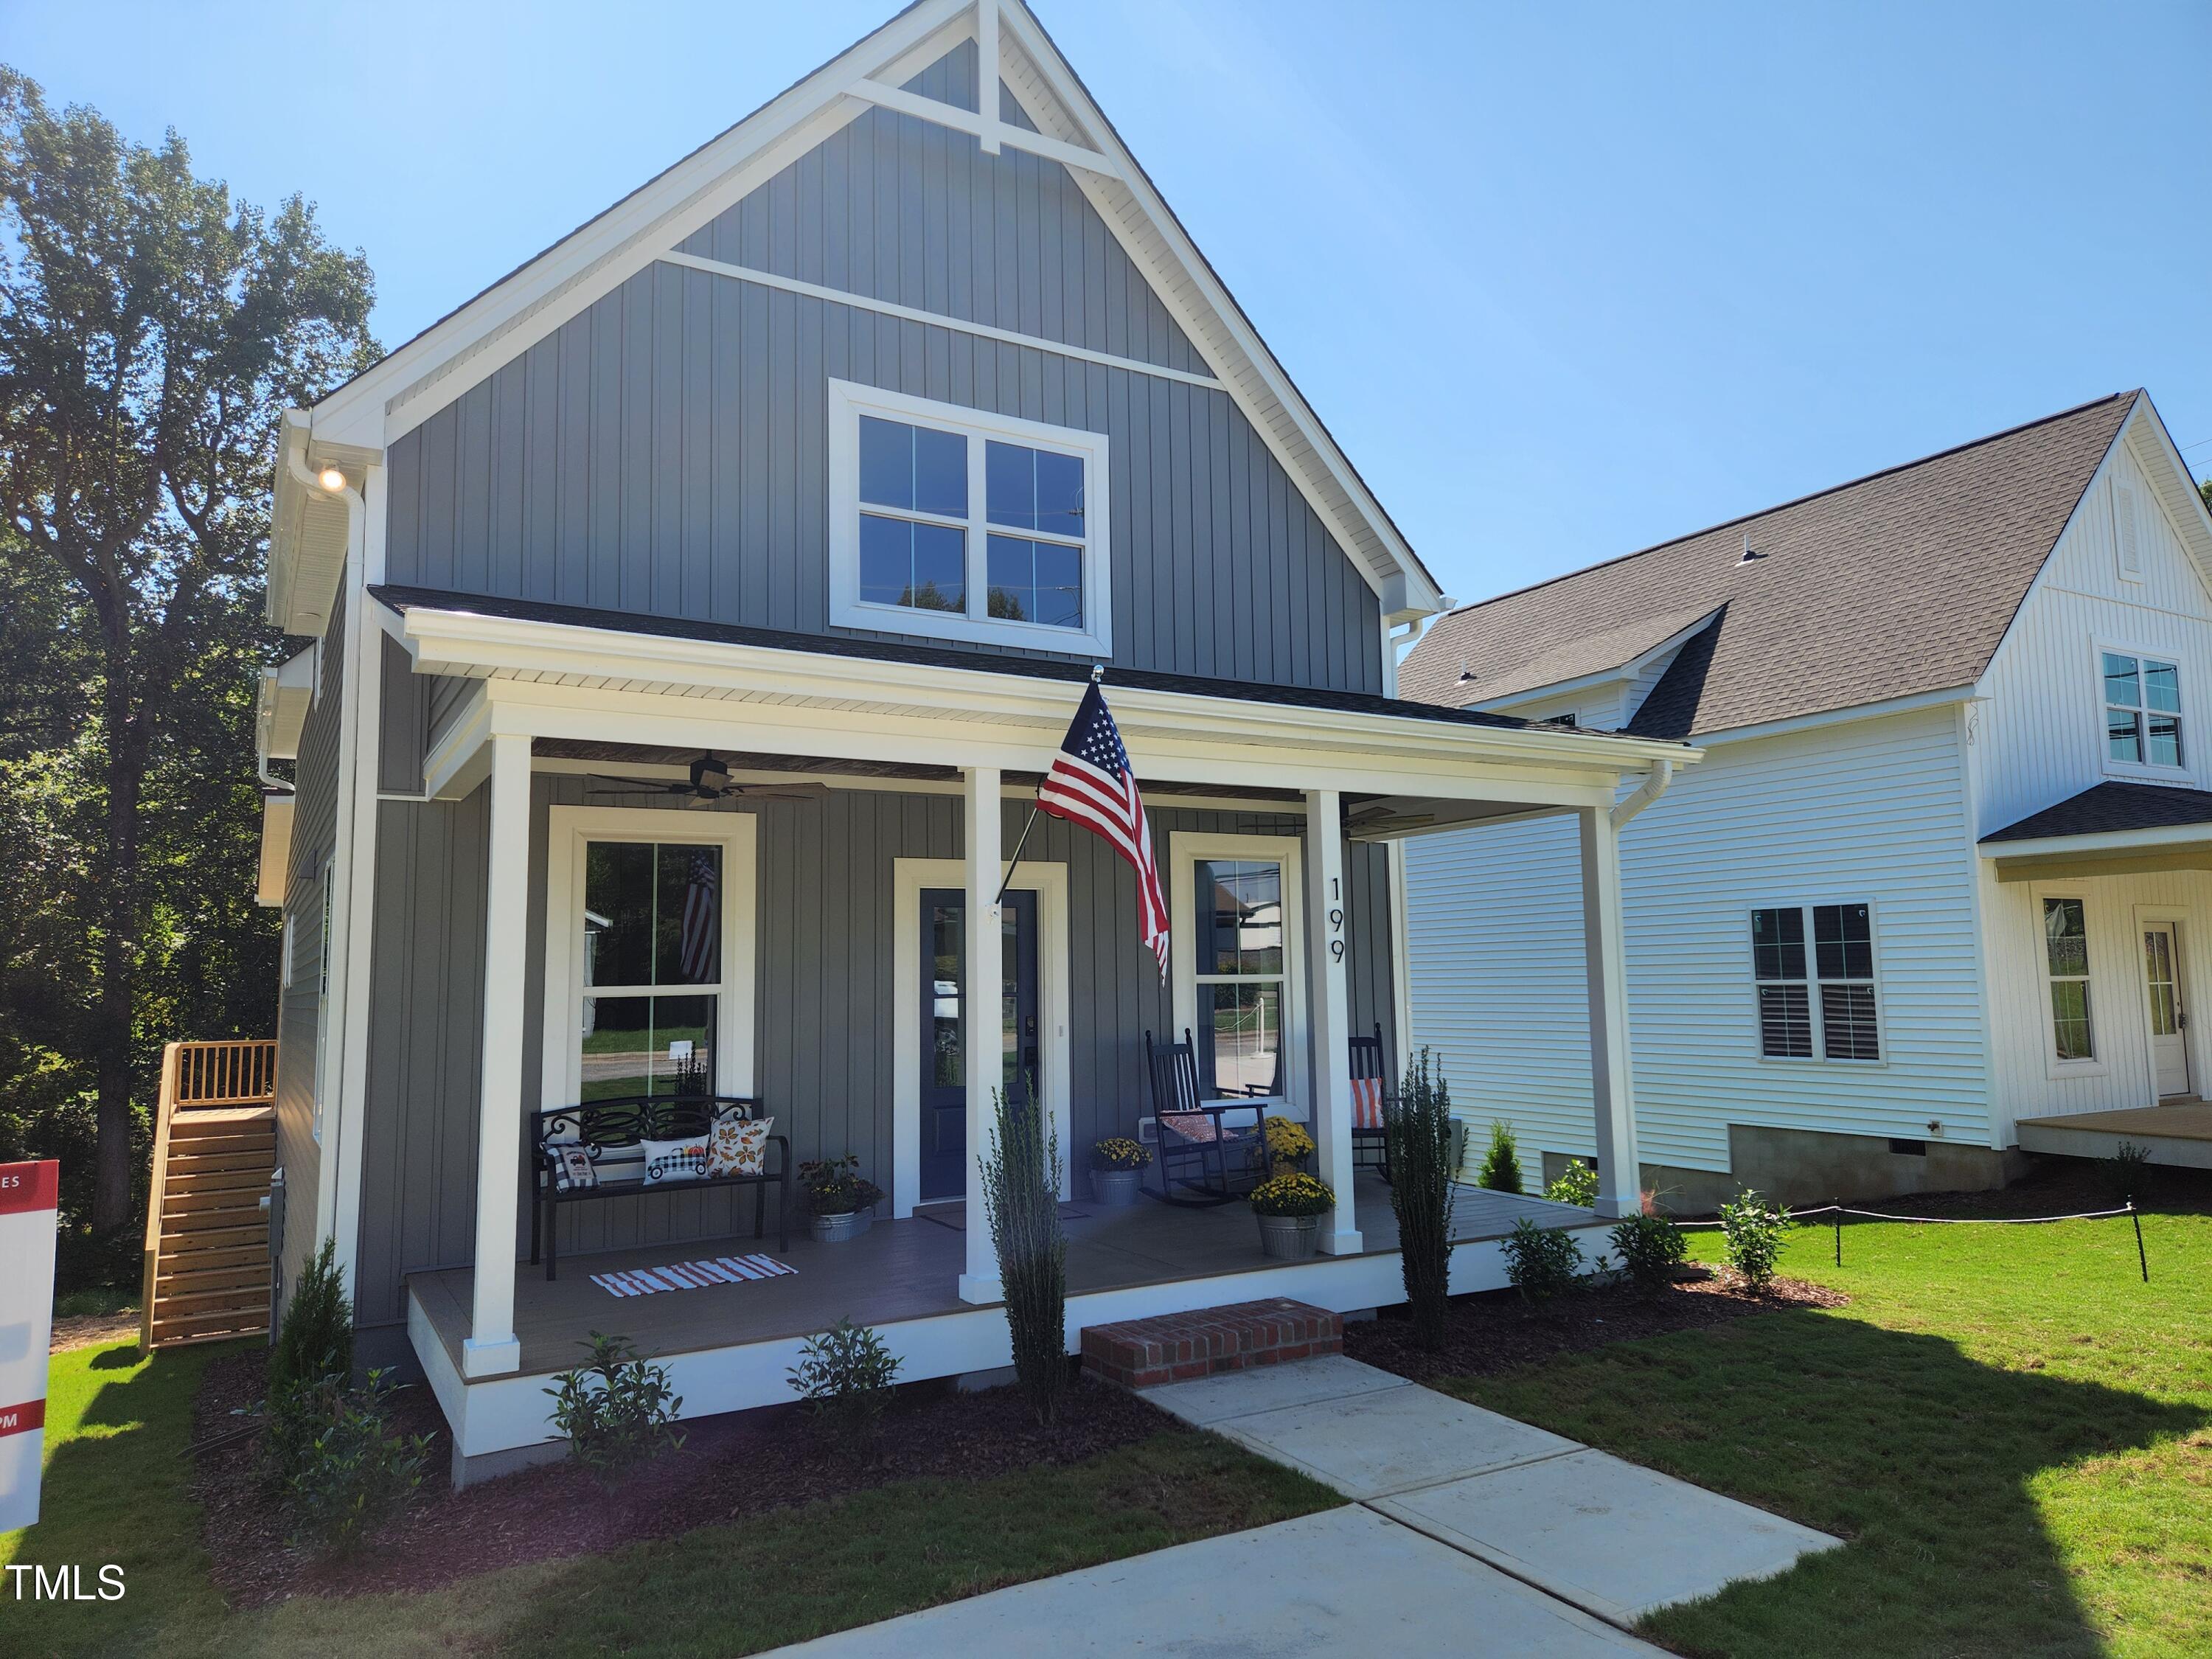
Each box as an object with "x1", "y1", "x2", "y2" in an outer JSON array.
[{"x1": 410, "y1": 1176, "x2": 1598, "y2": 1382}]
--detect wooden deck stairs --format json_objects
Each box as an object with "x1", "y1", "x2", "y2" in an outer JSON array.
[{"x1": 139, "y1": 1039, "x2": 279, "y2": 1352}]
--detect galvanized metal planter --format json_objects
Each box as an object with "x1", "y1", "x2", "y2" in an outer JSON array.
[
  {"x1": 1089, "y1": 1167, "x2": 1141, "y2": 1208},
  {"x1": 809, "y1": 1206, "x2": 874, "y2": 1244},
  {"x1": 1256, "y1": 1212, "x2": 1320, "y2": 1260}
]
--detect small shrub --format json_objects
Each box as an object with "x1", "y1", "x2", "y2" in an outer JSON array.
[
  {"x1": 268, "y1": 1237, "x2": 352, "y2": 1403},
  {"x1": 1090, "y1": 1135, "x2": 1152, "y2": 1172},
  {"x1": 1261, "y1": 1116, "x2": 1315, "y2": 1173},
  {"x1": 788, "y1": 1317, "x2": 902, "y2": 1442},
  {"x1": 1248, "y1": 1169, "x2": 1335, "y2": 1216},
  {"x1": 546, "y1": 1332, "x2": 686, "y2": 1484},
  {"x1": 981, "y1": 1082, "x2": 1067, "y2": 1426},
  {"x1": 1477, "y1": 1121, "x2": 1523, "y2": 1194},
  {"x1": 796, "y1": 1155, "x2": 886, "y2": 1217},
  {"x1": 2099, "y1": 1140, "x2": 2153, "y2": 1203},
  {"x1": 1500, "y1": 1217, "x2": 1584, "y2": 1306},
  {"x1": 282, "y1": 1368, "x2": 432, "y2": 1557},
  {"x1": 1387, "y1": 1048, "x2": 1459, "y2": 1349},
  {"x1": 1545, "y1": 1159, "x2": 1599, "y2": 1208},
  {"x1": 1608, "y1": 1211, "x2": 1687, "y2": 1293},
  {"x1": 1719, "y1": 1189, "x2": 1791, "y2": 1292}
]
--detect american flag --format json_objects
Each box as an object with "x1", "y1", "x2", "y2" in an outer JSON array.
[
  {"x1": 678, "y1": 851, "x2": 719, "y2": 983},
  {"x1": 1037, "y1": 682, "x2": 1169, "y2": 975}
]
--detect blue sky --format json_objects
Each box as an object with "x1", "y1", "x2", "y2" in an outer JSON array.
[{"x1": 7, "y1": 0, "x2": 2208, "y2": 605}]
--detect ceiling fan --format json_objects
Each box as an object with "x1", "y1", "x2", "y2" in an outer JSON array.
[{"x1": 584, "y1": 752, "x2": 832, "y2": 807}]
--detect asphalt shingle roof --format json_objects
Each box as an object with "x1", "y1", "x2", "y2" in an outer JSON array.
[
  {"x1": 1401, "y1": 393, "x2": 2138, "y2": 739},
  {"x1": 1981, "y1": 781, "x2": 2212, "y2": 844}
]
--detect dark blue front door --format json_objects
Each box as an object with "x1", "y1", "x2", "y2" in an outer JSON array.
[{"x1": 919, "y1": 889, "x2": 1040, "y2": 1203}]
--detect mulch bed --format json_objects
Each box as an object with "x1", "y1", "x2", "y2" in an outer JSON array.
[
  {"x1": 190, "y1": 1346, "x2": 1182, "y2": 1609},
  {"x1": 1344, "y1": 1267, "x2": 1848, "y2": 1385}
]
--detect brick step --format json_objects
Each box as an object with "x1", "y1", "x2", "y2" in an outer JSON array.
[{"x1": 1080, "y1": 1298, "x2": 1343, "y2": 1389}]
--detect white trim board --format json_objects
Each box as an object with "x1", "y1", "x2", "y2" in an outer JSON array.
[
  {"x1": 890, "y1": 857, "x2": 1072, "y2": 1217},
  {"x1": 540, "y1": 807, "x2": 761, "y2": 1111}
]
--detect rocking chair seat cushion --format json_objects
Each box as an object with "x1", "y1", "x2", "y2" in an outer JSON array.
[{"x1": 1159, "y1": 1111, "x2": 1261, "y2": 1146}]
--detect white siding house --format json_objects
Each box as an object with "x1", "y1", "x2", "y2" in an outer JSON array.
[{"x1": 1402, "y1": 392, "x2": 2212, "y2": 1206}]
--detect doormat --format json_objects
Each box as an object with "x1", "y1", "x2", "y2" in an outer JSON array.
[
  {"x1": 917, "y1": 1201, "x2": 1091, "y2": 1233},
  {"x1": 589, "y1": 1254, "x2": 797, "y2": 1297}
]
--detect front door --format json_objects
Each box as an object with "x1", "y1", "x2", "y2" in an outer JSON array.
[
  {"x1": 919, "y1": 889, "x2": 1040, "y2": 1203},
  {"x1": 2143, "y1": 922, "x2": 2190, "y2": 1097}
]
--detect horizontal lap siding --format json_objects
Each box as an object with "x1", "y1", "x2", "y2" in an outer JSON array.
[
  {"x1": 1403, "y1": 708, "x2": 1986, "y2": 1176},
  {"x1": 380, "y1": 49, "x2": 1382, "y2": 693},
  {"x1": 351, "y1": 781, "x2": 1397, "y2": 1327}
]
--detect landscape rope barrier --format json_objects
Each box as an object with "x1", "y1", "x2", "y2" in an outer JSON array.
[{"x1": 1669, "y1": 1200, "x2": 2149, "y2": 1281}]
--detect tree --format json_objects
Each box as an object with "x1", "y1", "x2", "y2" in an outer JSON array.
[{"x1": 0, "y1": 69, "x2": 375, "y2": 1239}]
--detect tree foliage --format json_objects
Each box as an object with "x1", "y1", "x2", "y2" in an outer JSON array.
[{"x1": 0, "y1": 66, "x2": 375, "y2": 1268}]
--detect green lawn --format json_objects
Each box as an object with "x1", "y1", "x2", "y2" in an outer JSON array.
[
  {"x1": 2, "y1": 1343, "x2": 1334, "y2": 1658},
  {"x1": 1450, "y1": 1205, "x2": 2212, "y2": 1658}
]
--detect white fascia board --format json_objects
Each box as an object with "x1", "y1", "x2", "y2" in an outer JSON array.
[
  {"x1": 395, "y1": 605, "x2": 1697, "y2": 792},
  {"x1": 1692, "y1": 684, "x2": 1980, "y2": 746},
  {"x1": 2123, "y1": 397, "x2": 2212, "y2": 585},
  {"x1": 996, "y1": 3, "x2": 1439, "y2": 615},
  {"x1": 1979, "y1": 821, "x2": 2212, "y2": 862},
  {"x1": 302, "y1": 0, "x2": 975, "y2": 453}
]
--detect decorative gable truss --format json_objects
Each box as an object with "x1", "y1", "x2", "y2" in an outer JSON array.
[{"x1": 272, "y1": 0, "x2": 1441, "y2": 637}]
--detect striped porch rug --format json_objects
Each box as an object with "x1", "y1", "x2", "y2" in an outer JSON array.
[{"x1": 590, "y1": 1253, "x2": 797, "y2": 1298}]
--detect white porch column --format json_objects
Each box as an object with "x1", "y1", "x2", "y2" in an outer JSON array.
[
  {"x1": 1304, "y1": 790, "x2": 1362, "y2": 1254},
  {"x1": 1579, "y1": 805, "x2": 1642, "y2": 1218},
  {"x1": 959, "y1": 765, "x2": 1005, "y2": 1303},
  {"x1": 465, "y1": 733, "x2": 532, "y2": 1378}
]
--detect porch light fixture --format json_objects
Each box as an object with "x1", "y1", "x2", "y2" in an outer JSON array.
[{"x1": 316, "y1": 465, "x2": 347, "y2": 493}]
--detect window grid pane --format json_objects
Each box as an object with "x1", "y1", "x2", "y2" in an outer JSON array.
[
  {"x1": 2104, "y1": 653, "x2": 2183, "y2": 767},
  {"x1": 1750, "y1": 908, "x2": 1805, "y2": 982},
  {"x1": 1820, "y1": 983, "x2": 1879, "y2": 1061},
  {"x1": 2042, "y1": 897, "x2": 2094, "y2": 1061},
  {"x1": 1758, "y1": 984, "x2": 1812, "y2": 1058}
]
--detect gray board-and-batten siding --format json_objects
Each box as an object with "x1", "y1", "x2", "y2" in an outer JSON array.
[
  {"x1": 379, "y1": 39, "x2": 1385, "y2": 694},
  {"x1": 352, "y1": 779, "x2": 1399, "y2": 1335}
]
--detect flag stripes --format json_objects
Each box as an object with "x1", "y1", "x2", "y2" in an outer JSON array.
[{"x1": 1036, "y1": 682, "x2": 1170, "y2": 975}]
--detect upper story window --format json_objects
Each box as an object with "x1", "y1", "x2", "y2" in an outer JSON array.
[
  {"x1": 2102, "y1": 650, "x2": 2182, "y2": 769},
  {"x1": 829, "y1": 380, "x2": 1112, "y2": 656},
  {"x1": 1750, "y1": 901, "x2": 1880, "y2": 1062}
]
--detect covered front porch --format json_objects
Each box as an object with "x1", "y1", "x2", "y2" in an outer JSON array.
[{"x1": 375, "y1": 589, "x2": 1692, "y2": 1470}]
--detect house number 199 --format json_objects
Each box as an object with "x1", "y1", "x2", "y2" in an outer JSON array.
[{"x1": 1328, "y1": 877, "x2": 1345, "y2": 961}]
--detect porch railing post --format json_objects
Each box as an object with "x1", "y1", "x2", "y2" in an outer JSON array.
[
  {"x1": 1303, "y1": 789, "x2": 1362, "y2": 1254},
  {"x1": 1579, "y1": 804, "x2": 1642, "y2": 1218},
  {"x1": 959, "y1": 765, "x2": 1006, "y2": 1304},
  {"x1": 465, "y1": 732, "x2": 532, "y2": 1377}
]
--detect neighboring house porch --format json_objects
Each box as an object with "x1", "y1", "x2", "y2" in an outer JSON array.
[{"x1": 370, "y1": 591, "x2": 1687, "y2": 1478}]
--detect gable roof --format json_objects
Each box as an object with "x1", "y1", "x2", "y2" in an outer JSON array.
[
  {"x1": 273, "y1": 0, "x2": 1441, "y2": 632},
  {"x1": 1401, "y1": 392, "x2": 2143, "y2": 739}
]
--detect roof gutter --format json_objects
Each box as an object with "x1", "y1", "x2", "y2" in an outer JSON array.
[{"x1": 1610, "y1": 757, "x2": 1674, "y2": 829}]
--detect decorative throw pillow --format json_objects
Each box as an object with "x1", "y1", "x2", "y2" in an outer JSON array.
[
  {"x1": 547, "y1": 1145, "x2": 597, "y2": 1194},
  {"x1": 639, "y1": 1135, "x2": 709, "y2": 1185},
  {"x1": 707, "y1": 1112, "x2": 773, "y2": 1178}
]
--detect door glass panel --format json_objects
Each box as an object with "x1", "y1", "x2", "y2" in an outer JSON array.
[
  {"x1": 2145, "y1": 930, "x2": 2180, "y2": 1037},
  {"x1": 1002, "y1": 908, "x2": 1023, "y2": 1102},
  {"x1": 931, "y1": 902, "x2": 963, "y2": 1091},
  {"x1": 580, "y1": 994, "x2": 717, "y2": 1100}
]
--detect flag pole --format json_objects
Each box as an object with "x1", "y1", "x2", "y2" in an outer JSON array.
[{"x1": 994, "y1": 663, "x2": 1104, "y2": 908}]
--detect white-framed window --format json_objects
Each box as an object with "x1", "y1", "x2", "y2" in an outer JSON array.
[
  {"x1": 540, "y1": 807, "x2": 757, "y2": 1110},
  {"x1": 2042, "y1": 895, "x2": 2095, "y2": 1062},
  {"x1": 1169, "y1": 832, "x2": 1306, "y2": 1108},
  {"x1": 827, "y1": 379, "x2": 1113, "y2": 656},
  {"x1": 1749, "y1": 901, "x2": 1881, "y2": 1062},
  {"x1": 2101, "y1": 647, "x2": 2183, "y2": 771}
]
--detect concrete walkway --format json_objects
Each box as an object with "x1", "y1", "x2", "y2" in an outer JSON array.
[
  {"x1": 769, "y1": 1357, "x2": 1837, "y2": 1657},
  {"x1": 1144, "y1": 1354, "x2": 1840, "y2": 1626}
]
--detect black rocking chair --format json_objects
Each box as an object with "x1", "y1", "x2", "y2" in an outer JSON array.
[
  {"x1": 1144, "y1": 1029, "x2": 1269, "y2": 1206},
  {"x1": 1349, "y1": 1022, "x2": 1394, "y2": 1185}
]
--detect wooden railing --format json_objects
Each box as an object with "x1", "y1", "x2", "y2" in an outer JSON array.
[{"x1": 139, "y1": 1039, "x2": 280, "y2": 1353}]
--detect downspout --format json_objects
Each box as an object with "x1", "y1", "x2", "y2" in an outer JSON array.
[{"x1": 1610, "y1": 757, "x2": 1674, "y2": 829}]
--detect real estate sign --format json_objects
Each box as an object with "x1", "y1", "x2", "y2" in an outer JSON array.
[{"x1": 0, "y1": 1160, "x2": 60, "y2": 1532}]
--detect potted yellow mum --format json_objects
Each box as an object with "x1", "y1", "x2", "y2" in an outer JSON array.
[
  {"x1": 1088, "y1": 1136, "x2": 1151, "y2": 1207},
  {"x1": 1248, "y1": 1171, "x2": 1334, "y2": 1259}
]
